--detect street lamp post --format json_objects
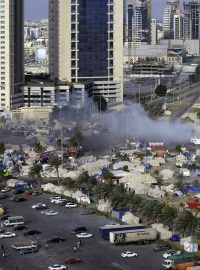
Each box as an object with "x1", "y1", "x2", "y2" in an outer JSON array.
[{"x1": 59, "y1": 106, "x2": 63, "y2": 164}]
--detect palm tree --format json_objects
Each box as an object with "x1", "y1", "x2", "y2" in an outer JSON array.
[
  {"x1": 47, "y1": 156, "x2": 62, "y2": 186},
  {"x1": 33, "y1": 142, "x2": 43, "y2": 154},
  {"x1": 12, "y1": 163, "x2": 22, "y2": 177},
  {"x1": 56, "y1": 139, "x2": 62, "y2": 150},
  {"x1": 0, "y1": 169, "x2": 6, "y2": 185},
  {"x1": 160, "y1": 204, "x2": 177, "y2": 227},
  {"x1": 0, "y1": 142, "x2": 5, "y2": 155},
  {"x1": 109, "y1": 184, "x2": 128, "y2": 209},
  {"x1": 62, "y1": 177, "x2": 78, "y2": 190},
  {"x1": 29, "y1": 164, "x2": 43, "y2": 191},
  {"x1": 94, "y1": 180, "x2": 114, "y2": 200},
  {"x1": 174, "y1": 210, "x2": 200, "y2": 237}
]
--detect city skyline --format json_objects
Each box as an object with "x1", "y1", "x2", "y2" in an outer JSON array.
[{"x1": 25, "y1": 0, "x2": 185, "y2": 21}]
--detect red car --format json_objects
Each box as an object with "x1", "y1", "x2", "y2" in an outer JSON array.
[
  {"x1": 25, "y1": 190, "x2": 33, "y2": 195},
  {"x1": 64, "y1": 258, "x2": 81, "y2": 264}
]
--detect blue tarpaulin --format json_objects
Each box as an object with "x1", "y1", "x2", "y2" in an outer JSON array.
[{"x1": 145, "y1": 163, "x2": 152, "y2": 169}]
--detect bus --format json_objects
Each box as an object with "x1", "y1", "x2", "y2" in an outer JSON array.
[{"x1": 4, "y1": 216, "x2": 24, "y2": 227}]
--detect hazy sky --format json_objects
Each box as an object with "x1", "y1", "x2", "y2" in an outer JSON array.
[{"x1": 25, "y1": 0, "x2": 184, "y2": 21}]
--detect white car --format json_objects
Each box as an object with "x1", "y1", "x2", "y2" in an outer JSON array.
[
  {"x1": 163, "y1": 250, "x2": 181, "y2": 259},
  {"x1": 76, "y1": 232, "x2": 93, "y2": 239},
  {"x1": 44, "y1": 210, "x2": 59, "y2": 216},
  {"x1": 54, "y1": 199, "x2": 67, "y2": 204},
  {"x1": 50, "y1": 197, "x2": 62, "y2": 203},
  {"x1": 121, "y1": 251, "x2": 138, "y2": 258},
  {"x1": 0, "y1": 188, "x2": 10, "y2": 193},
  {"x1": 65, "y1": 202, "x2": 78, "y2": 208},
  {"x1": 48, "y1": 265, "x2": 67, "y2": 270},
  {"x1": 40, "y1": 209, "x2": 51, "y2": 214},
  {"x1": 0, "y1": 232, "x2": 16, "y2": 238},
  {"x1": 105, "y1": 223, "x2": 120, "y2": 227},
  {"x1": 32, "y1": 203, "x2": 46, "y2": 209}
]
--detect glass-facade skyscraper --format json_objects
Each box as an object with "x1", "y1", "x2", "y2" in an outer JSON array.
[
  {"x1": 0, "y1": 0, "x2": 24, "y2": 111},
  {"x1": 49, "y1": 0, "x2": 123, "y2": 104}
]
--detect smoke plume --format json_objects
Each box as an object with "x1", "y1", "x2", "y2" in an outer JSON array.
[{"x1": 98, "y1": 103, "x2": 200, "y2": 144}]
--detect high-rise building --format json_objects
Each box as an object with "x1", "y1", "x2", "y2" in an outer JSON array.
[
  {"x1": 0, "y1": 0, "x2": 24, "y2": 111},
  {"x1": 163, "y1": 0, "x2": 179, "y2": 34},
  {"x1": 151, "y1": 19, "x2": 157, "y2": 45},
  {"x1": 174, "y1": 14, "x2": 184, "y2": 39},
  {"x1": 49, "y1": 0, "x2": 123, "y2": 104},
  {"x1": 127, "y1": 0, "x2": 149, "y2": 44},
  {"x1": 123, "y1": 0, "x2": 127, "y2": 42},
  {"x1": 184, "y1": 1, "x2": 200, "y2": 40}
]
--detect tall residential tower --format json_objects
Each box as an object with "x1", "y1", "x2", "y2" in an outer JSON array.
[
  {"x1": 0, "y1": 0, "x2": 24, "y2": 111},
  {"x1": 49, "y1": 0, "x2": 123, "y2": 104},
  {"x1": 184, "y1": 1, "x2": 200, "y2": 40}
]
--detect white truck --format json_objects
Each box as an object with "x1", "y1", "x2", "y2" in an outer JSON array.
[
  {"x1": 11, "y1": 241, "x2": 37, "y2": 250},
  {"x1": 109, "y1": 228, "x2": 157, "y2": 244}
]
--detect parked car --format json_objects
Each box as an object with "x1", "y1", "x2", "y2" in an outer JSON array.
[
  {"x1": 14, "y1": 197, "x2": 26, "y2": 202},
  {"x1": 44, "y1": 210, "x2": 59, "y2": 216},
  {"x1": 54, "y1": 199, "x2": 67, "y2": 205},
  {"x1": 154, "y1": 244, "x2": 169, "y2": 252},
  {"x1": 105, "y1": 223, "x2": 120, "y2": 227},
  {"x1": 46, "y1": 237, "x2": 66, "y2": 243},
  {"x1": 163, "y1": 250, "x2": 181, "y2": 258},
  {"x1": 13, "y1": 225, "x2": 27, "y2": 231},
  {"x1": 121, "y1": 251, "x2": 138, "y2": 258},
  {"x1": 64, "y1": 258, "x2": 81, "y2": 264},
  {"x1": 80, "y1": 209, "x2": 95, "y2": 215},
  {"x1": 71, "y1": 227, "x2": 87, "y2": 234},
  {"x1": 24, "y1": 230, "x2": 41, "y2": 236},
  {"x1": 0, "y1": 214, "x2": 10, "y2": 220},
  {"x1": 48, "y1": 264, "x2": 67, "y2": 270},
  {"x1": 0, "y1": 232, "x2": 16, "y2": 238},
  {"x1": 1, "y1": 188, "x2": 10, "y2": 193},
  {"x1": 32, "y1": 203, "x2": 46, "y2": 209},
  {"x1": 19, "y1": 247, "x2": 38, "y2": 255},
  {"x1": 50, "y1": 197, "x2": 62, "y2": 203},
  {"x1": 32, "y1": 191, "x2": 41, "y2": 196},
  {"x1": 0, "y1": 194, "x2": 8, "y2": 200},
  {"x1": 36, "y1": 205, "x2": 49, "y2": 211},
  {"x1": 170, "y1": 235, "x2": 180, "y2": 242},
  {"x1": 25, "y1": 190, "x2": 33, "y2": 195},
  {"x1": 76, "y1": 232, "x2": 93, "y2": 239},
  {"x1": 13, "y1": 189, "x2": 24, "y2": 194},
  {"x1": 65, "y1": 202, "x2": 78, "y2": 208}
]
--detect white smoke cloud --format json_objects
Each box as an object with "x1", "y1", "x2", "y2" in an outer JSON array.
[{"x1": 99, "y1": 103, "x2": 200, "y2": 144}]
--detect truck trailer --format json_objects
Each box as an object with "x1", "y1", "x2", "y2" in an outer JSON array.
[
  {"x1": 109, "y1": 228, "x2": 157, "y2": 244},
  {"x1": 11, "y1": 241, "x2": 37, "y2": 250},
  {"x1": 99, "y1": 224, "x2": 145, "y2": 241}
]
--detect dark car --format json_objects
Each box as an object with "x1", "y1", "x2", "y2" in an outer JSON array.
[
  {"x1": 13, "y1": 225, "x2": 27, "y2": 231},
  {"x1": 154, "y1": 244, "x2": 169, "y2": 252},
  {"x1": 0, "y1": 214, "x2": 10, "y2": 220},
  {"x1": 71, "y1": 227, "x2": 87, "y2": 234},
  {"x1": 46, "y1": 237, "x2": 66, "y2": 243},
  {"x1": 80, "y1": 209, "x2": 95, "y2": 215},
  {"x1": 14, "y1": 197, "x2": 26, "y2": 202},
  {"x1": 24, "y1": 230, "x2": 41, "y2": 236},
  {"x1": 0, "y1": 194, "x2": 8, "y2": 200},
  {"x1": 36, "y1": 205, "x2": 49, "y2": 211},
  {"x1": 14, "y1": 189, "x2": 24, "y2": 194},
  {"x1": 64, "y1": 258, "x2": 81, "y2": 264},
  {"x1": 19, "y1": 247, "x2": 38, "y2": 255}
]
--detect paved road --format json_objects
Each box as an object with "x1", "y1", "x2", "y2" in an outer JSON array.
[
  {"x1": 171, "y1": 92, "x2": 200, "y2": 120},
  {"x1": 0, "y1": 193, "x2": 164, "y2": 270}
]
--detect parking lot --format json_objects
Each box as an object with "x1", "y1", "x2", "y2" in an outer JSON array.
[{"x1": 0, "y1": 193, "x2": 164, "y2": 270}]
